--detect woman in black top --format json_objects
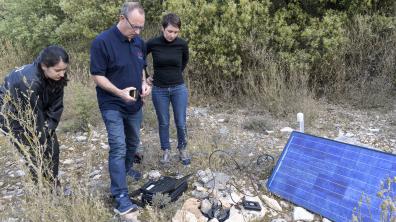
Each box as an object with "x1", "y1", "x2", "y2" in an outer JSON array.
[
  {"x1": 146, "y1": 13, "x2": 190, "y2": 165},
  {"x1": 0, "y1": 45, "x2": 69, "y2": 185}
]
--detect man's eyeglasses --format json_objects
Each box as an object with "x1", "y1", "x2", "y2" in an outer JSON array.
[{"x1": 123, "y1": 15, "x2": 144, "y2": 31}]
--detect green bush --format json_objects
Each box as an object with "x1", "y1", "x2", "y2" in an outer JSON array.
[{"x1": 165, "y1": 0, "x2": 272, "y2": 76}]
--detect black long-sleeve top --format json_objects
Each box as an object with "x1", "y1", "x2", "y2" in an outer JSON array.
[
  {"x1": 146, "y1": 35, "x2": 189, "y2": 87},
  {"x1": 0, "y1": 63, "x2": 64, "y2": 139}
]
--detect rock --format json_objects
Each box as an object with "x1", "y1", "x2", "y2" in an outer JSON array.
[
  {"x1": 258, "y1": 180, "x2": 268, "y2": 192},
  {"x1": 208, "y1": 219, "x2": 219, "y2": 222},
  {"x1": 197, "y1": 169, "x2": 214, "y2": 184},
  {"x1": 191, "y1": 190, "x2": 209, "y2": 200},
  {"x1": 271, "y1": 219, "x2": 287, "y2": 222},
  {"x1": 0, "y1": 182, "x2": 4, "y2": 187},
  {"x1": 226, "y1": 206, "x2": 244, "y2": 222},
  {"x1": 192, "y1": 108, "x2": 209, "y2": 117},
  {"x1": 75, "y1": 136, "x2": 87, "y2": 142},
  {"x1": 293, "y1": 207, "x2": 314, "y2": 222},
  {"x1": 368, "y1": 128, "x2": 380, "y2": 132},
  {"x1": 172, "y1": 210, "x2": 199, "y2": 222},
  {"x1": 181, "y1": 198, "x2": 208, "y2": 222},
  {"x1": 121, "y1": 210, "x2": 140, "y2": 222},
  {"x1": 100, "y1": 142, "x2": 109, "y2": 149},
  {"x1": 217, "y1": 119, "x2": 225, "y2": 123},
  {"x1": 204, "y1": 172, "x2": 230, "y2": 190},
  {"x1": 218, "y1": 197, "x2": 231, "y2": 209},
  {"x1": 194, "y1": 184, "x2": 207, "y2": 192},
  {"x1": 322, "y1": 218, "x2": 332, "y2": 222},
  {"x1": 219, "y1": 127, "x2": 229, "y2": 136},
  {"x1": 15, "y1": 170, "x2": 25, "y2": 177},
  {"x1": 3, "y1": 195, "x2": 13, "y2": 200},
  {"x1": 89, "y1": 170, "x2": 101, "y2": 178},
  {"x1": 279, "y1": 201, "x2": 289, "y2": 209},
  {"x1": 200, "y1": 198, "x2": 212, "y2": 215},
  {"x1": 148, "y1": 170, "x2": 161, "y2": 180},
  {"x1": 280, "y1": 127, "x2": 293, "y2": 133},
  {"x1": 262, "y1": 195, "x2": 282, "y2": 212},
  {"x1": 92, "y1": 175, "x2": 101, "y2": 180},
  {"x1": 63, "y1": 159, "x2": 74, "y2": 165}
]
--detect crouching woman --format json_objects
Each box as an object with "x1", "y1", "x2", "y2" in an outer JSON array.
[{"x1": 0, "y1": 45, "x2": 69, "y2": 186}]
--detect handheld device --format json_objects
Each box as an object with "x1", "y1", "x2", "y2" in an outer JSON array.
[
  {"x1": 129, "y1": 89, "x2": 138, "y2": 99},
  {"x1": 242, "y1": 199, "x2": 262, "y2": 211}
]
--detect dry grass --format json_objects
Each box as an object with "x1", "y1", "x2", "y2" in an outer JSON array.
[
  {"x1": 318, "y1": 15, "x2": 396, "y2": 108},
  {"x1": 0, "y1": 91, "x2": 112, "y2": 221},
  {"x1": 0, "y1": 41, "x2": 30, "y2": 80}
]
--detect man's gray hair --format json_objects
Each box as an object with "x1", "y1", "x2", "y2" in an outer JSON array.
[{"x1": 120, "y1": 1, "x2": 144, "y2": 16}]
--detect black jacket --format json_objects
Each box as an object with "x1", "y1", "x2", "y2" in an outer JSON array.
[{"x1": 0, "y1": 63, "x2": 64, "y2": 135}]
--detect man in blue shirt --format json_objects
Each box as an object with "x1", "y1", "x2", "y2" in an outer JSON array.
[{"x1": 90, "y1": 2, "x2": 151, "y2": 216}]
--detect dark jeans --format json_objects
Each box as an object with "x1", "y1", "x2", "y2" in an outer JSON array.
[
  {"x1": 101, "y1": 109, "x2": 142, "y2": 197},
  {"x1": 152, "y1": 84, "x2": 188, "y2": 150}
]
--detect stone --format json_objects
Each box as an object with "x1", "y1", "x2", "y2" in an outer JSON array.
[
  {"x1": 148, "y1": 170, "x2": 161, "y2": 180},
  {"x1": 197, "y1": 169, "x2": 214, "y2": 184},
  {"x1": 293, "y1": 207, "x2": 314, "y2": 222},
  {"x1": 75, "y1": 136, "x2": 87, "y2": 142},
  {"x1": 15, "y1": 170, "x2": 25, "y2": 177},
  {"x1": 368, "y1": 128, "x2": 380, "y2": 132},
  {"x1": 204, "y1": 172, "x2": 230, "y2": 190},
  {"x1": 271, "y1": 219, "x2": 287, "y2": 222},
  {"x1": 219, "y1": 127, "x2": 229, "y2": 136},
  {"x1": 121, "y1": 210, "x2": 140, "y2": 222},
  {"x1": 181, "y1": 198, "x2": 208, "y2": 222},
  {"x1": 280, "y1": 201, "x2": 289, "y2": 209},
  {"x1": 172, "y1": 210, "x2": 199, "y2": 222},
  {"x1": 89, "y1": 170, "x2": 101, "y2": 178},
  {"x1": 191, "y1": 190, "x2": 209, "y2": 200},
  {"x1": 226, "y1": 206, "x2": 244, "y2": 222},
  {"x1": 280, "y1": 127, "x2": 293, "y2": 133},
  {"x1": 92, "y1": 174, "x2": 101, "y2": 180},
  {"x1": 208, "y1": 219, "x2": 219, "y2": 222},
  {"x1": 63, "y1": 159, "x2": 74, "y2": 165},
  {"x1": 200, "y1": 198, "x2": 212, "y2": 215},
  {"x1": 262, "y1": 195, "x2": 282, "y2": 212}
]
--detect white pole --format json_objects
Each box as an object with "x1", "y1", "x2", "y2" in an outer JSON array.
[{"x1": 297, "y1": 113, "x2": 304, "y2": 133}]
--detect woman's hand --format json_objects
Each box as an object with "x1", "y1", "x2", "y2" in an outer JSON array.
[{"x1": 141, "y1": 81, "x2": 152, "y2": 98}]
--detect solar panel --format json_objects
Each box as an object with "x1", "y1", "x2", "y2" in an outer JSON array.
[{"x1": 267, "y1": 131, "x2": 396, "y2": 222}]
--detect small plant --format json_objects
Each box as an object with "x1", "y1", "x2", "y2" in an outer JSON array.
[
  {"x1": 352, "y1": 176, "x2": 396, "y2": 222},
  {"x1": 377, "y1": 177, "x2": 396, "y2": 222},
  {"x1": 152, "y1": 193, "x2": 171, "y2": 209}
]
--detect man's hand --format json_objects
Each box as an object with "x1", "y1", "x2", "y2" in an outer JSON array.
[{"x1": 120, "y1": 87, "x2": 137, "y2": 103}]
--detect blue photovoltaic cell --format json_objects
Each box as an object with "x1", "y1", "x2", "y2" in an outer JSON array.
[{"x1": 267, "y1": 131, "x2": 396, "y2": 222}]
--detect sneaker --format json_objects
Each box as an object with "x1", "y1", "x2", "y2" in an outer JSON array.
[
  {"x1": 127, "y1": 169, "x2": 142, "y2": 181},
  {"x1": 160, "y1": 149, "x2": 171, "y2": 164},
  {"x1": 114, "y1": 194, "x2": 138, "y2": 215},
  {"x1": 133, "y1": 152, "x2": 143, "y2": 164},
  {"x1": 179, "y1": 149, "x2": 191, "y2": 165}
]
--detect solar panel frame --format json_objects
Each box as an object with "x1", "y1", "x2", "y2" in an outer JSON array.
[{"x1": 267, "y1": 131, "x2": 396, "y2": 222}]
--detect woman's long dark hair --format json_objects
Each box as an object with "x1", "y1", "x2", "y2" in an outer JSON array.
[{"x1": 35, "y1": 45, "x2": 69, "y2": 89}]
